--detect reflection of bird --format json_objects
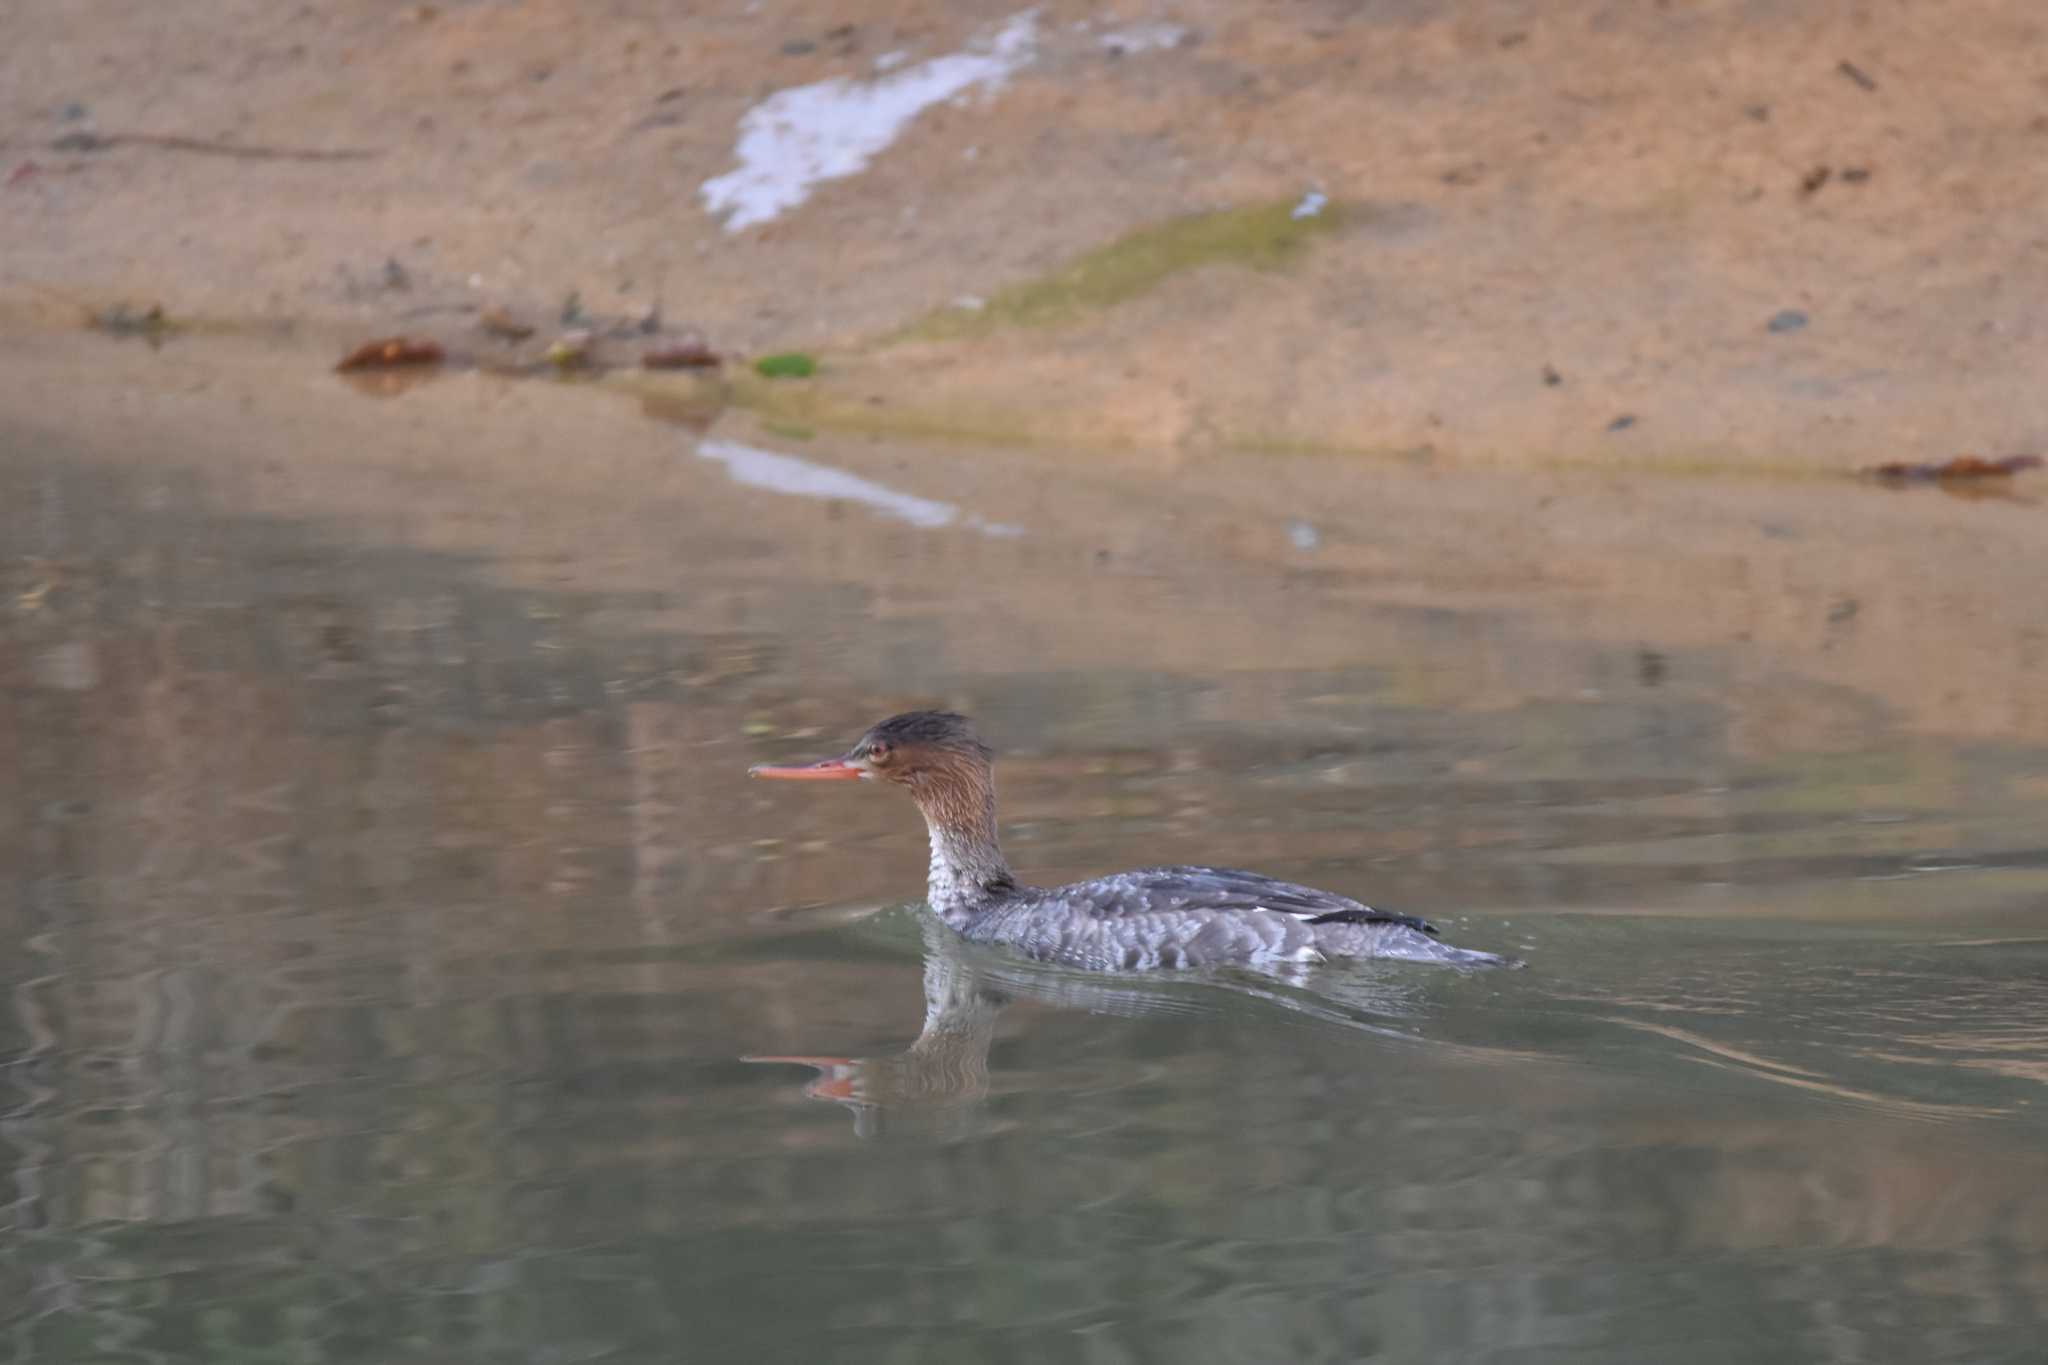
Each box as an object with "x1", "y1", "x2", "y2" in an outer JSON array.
[
  {"x1": 748, "y1": 918, "x2": 1436, "y2": 1138},
  {"x1": 746, "y1": 926, "x2": 1003, "y2": 1139},
  {"x1": 752, "y1": 711, "x2": 1509, "y2": 970}
]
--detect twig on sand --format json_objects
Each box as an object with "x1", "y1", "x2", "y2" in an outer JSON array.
[{"x1": 48, "y1": 131, "x2": 382, "y2": 162}]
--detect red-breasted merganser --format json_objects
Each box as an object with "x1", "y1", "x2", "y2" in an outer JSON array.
[{"x1": 750, "y1": 711, "x2": 1509, "y2": 970}]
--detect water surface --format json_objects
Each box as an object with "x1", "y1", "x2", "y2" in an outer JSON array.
[{"x1": 4, "y1": 346, "x2": 2047, "y2": 1362}]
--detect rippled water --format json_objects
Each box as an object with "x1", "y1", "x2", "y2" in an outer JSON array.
[{"x1": 4, "y1": 347, "x2": 2048, "y2": 1362}]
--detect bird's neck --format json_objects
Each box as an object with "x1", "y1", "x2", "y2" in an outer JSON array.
[{"x1": 914, "y1": 778, "x2": 1015, "y2": 920}]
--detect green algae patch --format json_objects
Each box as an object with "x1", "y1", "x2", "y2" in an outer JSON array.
[
  {"x1": 753, "y1": 352, "x2": 818, "y2": 379},
  {"x1": 892, "y1": 199, "x2": 1344, "y2": 344}
]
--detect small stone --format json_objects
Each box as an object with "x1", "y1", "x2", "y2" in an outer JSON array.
[
  {"x1": 1607, "y1": 414, "x2": 1637, "y2": 432},
  {"x1": 479, "y1": 308, "x2": 534, "y2": 340},
  {"x1": 545, "y1": 330, "x2": 594, "y2": 369},
  {"x1": 92, "y1": 302, "x2": 168, "y2": 337},
  {"x1": 1099, "y1": 22, "x2": 1193, "y2": 57},
  {"x1": 1767, "y1": 309, "x2": 1808, "y2": 334}
]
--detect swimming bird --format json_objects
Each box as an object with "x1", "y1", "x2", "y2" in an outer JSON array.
[{"x1": 750, "y1": 711, "x2": 1508, "y2": 971}]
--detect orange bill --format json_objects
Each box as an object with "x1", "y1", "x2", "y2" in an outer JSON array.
[{"x1": 748, "y1": 757, "x2": 863, "y2": 780}]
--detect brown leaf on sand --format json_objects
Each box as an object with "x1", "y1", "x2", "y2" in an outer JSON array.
[
  {"x1": 1868, "y1": 454, "x2": 2043, "y2": 483},
  {"x1": 335, "y1": 337, "x2": 445, "y2": 372},
  {"x1": 642, "y1": 341, "x2": 722, "y2": 369}
]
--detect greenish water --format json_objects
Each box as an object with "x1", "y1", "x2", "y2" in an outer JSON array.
[{"x1": 4, "y1": 407, "x2": 2047, "y2": 1363}]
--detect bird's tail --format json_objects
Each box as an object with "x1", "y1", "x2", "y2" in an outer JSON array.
[{"x1": 1310, "y1": 915, "x2": 1519, "y2": 968}]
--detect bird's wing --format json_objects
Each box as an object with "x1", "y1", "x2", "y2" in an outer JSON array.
[{"x1": 1052, "y1": 865, "x2": 1440, "y2": 936}]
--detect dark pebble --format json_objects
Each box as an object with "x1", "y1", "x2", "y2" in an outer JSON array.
[
  {"x1": 1606, "y1": 414, "x2": 1637, "y2": 432},
  {"x1": 1767, "y1": 309, "x2": 1808, "y2": 334}
]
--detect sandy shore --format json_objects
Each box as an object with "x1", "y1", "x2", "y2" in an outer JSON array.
[{"x1": 5, "y1": 0, "x2": 2047, "y2": 463}]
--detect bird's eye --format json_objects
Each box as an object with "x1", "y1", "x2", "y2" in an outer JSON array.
[{"x1": 867, "y1": 742, "x2": 891, "y2": 764}]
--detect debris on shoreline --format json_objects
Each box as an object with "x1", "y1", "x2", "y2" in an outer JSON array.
[
  {"x1": 335, "y1": 337, "x2": 445, "y2": 372},
  {"x1": 1866, "y1": 454, "x2": 2043, "y2": 483},
  {"x1": 754, "y1": 352, "x2": 817, "y2": 378},
  {"x1": 642, "y1": 338, "x2": 722, "y2": 369},
  {"x1": 544, "y1": 330, "x2": 595, "y2": 370},
  {"x1": 479, "y1": 308, "x2": 536, "y2": 340},
  {"x1": 89, "y1": 302, "x2": 171, "y2": 340}
]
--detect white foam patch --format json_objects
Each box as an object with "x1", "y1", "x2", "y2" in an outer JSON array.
[
  {"x1": 701, "y1": 11, "x2": 1038, "y2": 232},
  {"x1": 697, "y1": 438, "x2": 1023, "y2": 537}
]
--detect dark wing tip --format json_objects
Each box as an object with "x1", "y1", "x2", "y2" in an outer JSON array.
[{"x1": 1306, "y1": 908, "x2": 1440, "y2": 936}]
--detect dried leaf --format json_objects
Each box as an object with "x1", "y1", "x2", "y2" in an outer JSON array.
[
  {"x1": 1868, "y1": 454, "x2": 2044, "y2": 482},
  {"x1": 642, "y1": 341, "x2": 722, "y2": 369},
  {"x1": 335, "y1": 337, "x2": 444, "y2": 372}
]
